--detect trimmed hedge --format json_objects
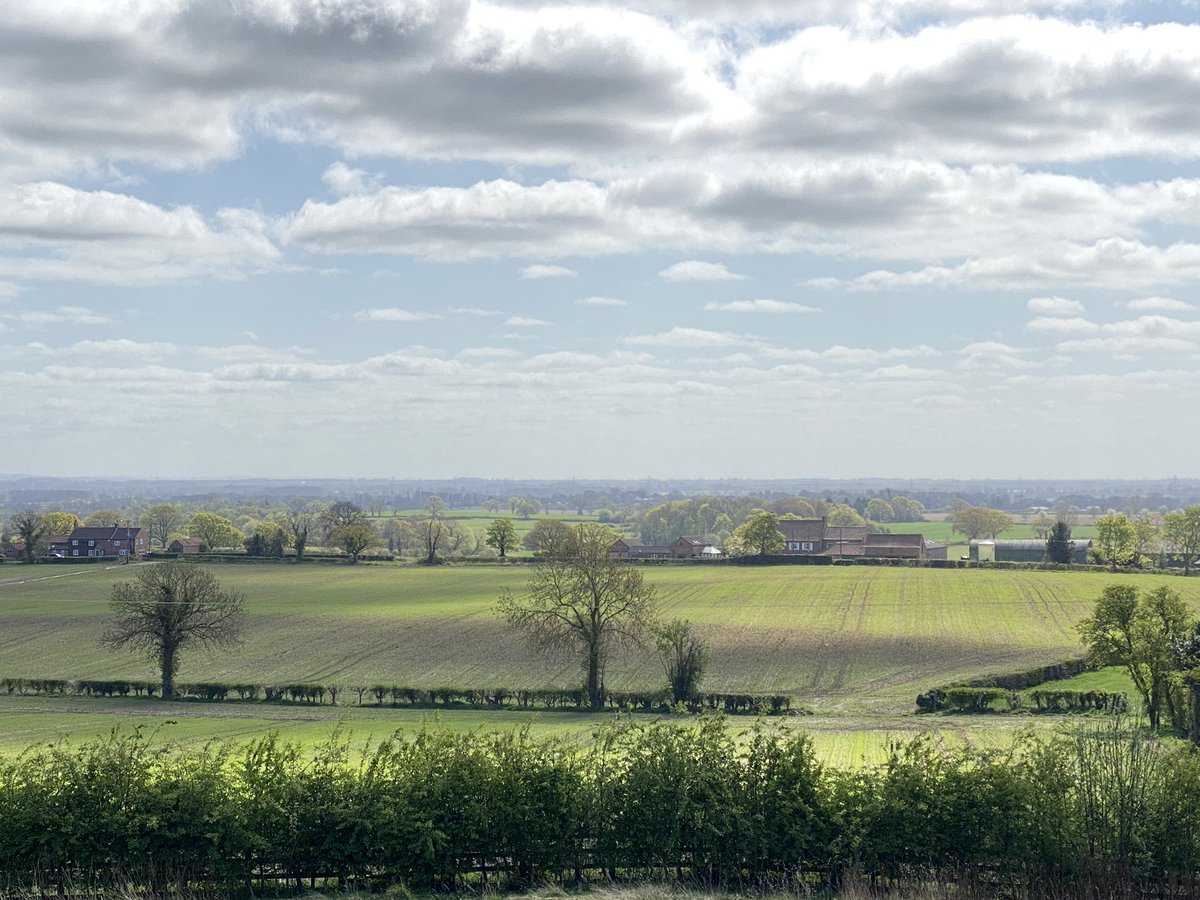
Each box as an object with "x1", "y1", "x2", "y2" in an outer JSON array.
[{"x1": 0, "y1": 676, "x2": 797, "y2": 716}]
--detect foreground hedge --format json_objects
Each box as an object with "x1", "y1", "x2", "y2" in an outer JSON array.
[{"x1": 2, "y1": 718, "x2": 1199, "y2": 897}]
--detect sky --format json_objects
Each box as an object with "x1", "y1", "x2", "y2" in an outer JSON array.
[{"x1": 3, "y1": 0, "x2": 1200, "y2": 480}]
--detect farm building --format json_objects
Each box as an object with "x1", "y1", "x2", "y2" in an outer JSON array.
[
  {"x1": 169, "y1": 537, "x2": 202, "y2": 555},
  {"x1": 778, "y1": 517, "x2": 932, "y2": 560},
  {"x1": 969, "y1": 539, "x2": 1092, "y2": 564},
  {"x1": 609, "y1": 535, "x2": 722, "y2": 560}
]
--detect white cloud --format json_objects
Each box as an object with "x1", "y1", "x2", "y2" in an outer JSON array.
[
  {"x1": 521, "y1": 264, "x2": 578, "y2": 280},
  {"x1": 1121, "y1": 296, "x2": 1196, "y2": 313},
  {"x1": 504, "y1": 315, "x2": 550, "y2": 326},
  {"x1": 458, "y1": 346, "x2": 523, "y2": 359},
  {"x1": 322, "y1": 162, "x2": 383, "y2": 196},
  {"x1": 624, "y1": 326, "x2": 758, "y2": 348},
  {"x1": 658, "y1": 260, "x2": 747, "y2": 282},
  {"x1": 1026, "y1": 316, "x2": 1099, "y2": 334},
  {"x1": 5, "y1": 305, "x2": 112, "y2": 327},
  {"x1": 576, "y1": 296, "x2": 627, "y2": 307},
  {"x1": 1028, "y1": 296, "x2": 1085, "y2": 316},
  {"x1": 704, "y1": 298, "x2": 818, "y2": 313},
  {"x1": 450, "y1": 307, "x2": 500, "y2": 317},
  {"x1": 66, "y1": 338, "x2": 176, "y2": 356},
  {"x1": 352, "y1": 308, "x2": 441, "y2": 323}
]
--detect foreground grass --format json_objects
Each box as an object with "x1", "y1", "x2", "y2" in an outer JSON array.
[{"x1": 0, "y1": 562, "x2": 1194, "y2": 715}]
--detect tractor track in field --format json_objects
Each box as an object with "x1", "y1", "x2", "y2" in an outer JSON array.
[{"x1": 1018, "y1": 576, "x2": 1075, "y2": 643}]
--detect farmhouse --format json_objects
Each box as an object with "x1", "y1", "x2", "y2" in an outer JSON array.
[
  {"x1": 779, "y1": 517, "x2": 932, "y2": 560},
  {"x1": 969, "y1": 539, "x2": 1092, "y2": 564},
  {"x1": 55, "y1": 525, "x2": 149, "y2": 559}
]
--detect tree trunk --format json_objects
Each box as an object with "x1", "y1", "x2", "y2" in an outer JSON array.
[
  {"x1": 587, "y1": 644, "x2": 602, "y2": 709},
  {"x1": 161, "y1": 644, "x2": 176, "y2": 699}
]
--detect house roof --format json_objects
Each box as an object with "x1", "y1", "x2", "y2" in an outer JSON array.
[
  {"x1": 170, "y1": 537, "x2": 202, "y2": 549},
  {"x1": 610, "y1": 537, "x2": 644, "y2": 549},
  {"x1": 779, "y1": 518, "x2": 826, "y2": 542},
  {"x1": 675, "y1": 535, "x2": 714, "y2": 546},
  {"x1": 825, "y1": 525, "x2": 868, "y2": 544},
  {"x1": 69, "y1": 526, "x2": 141, "y2": 540}
]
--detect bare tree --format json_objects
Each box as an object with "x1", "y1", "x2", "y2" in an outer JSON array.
[
  {"x1": 280, "y1": 501, "x2": 316, "y2": 560},
  {"x1": 142, "y1": 503, "x2": 184, "y2": 549},
  {"x1": 102, "y1": 562, "x2": 245, "y2": 698},
  {"x1": 417, "y1": 517, "x2": 448, "y2": 564},
  {"x1": 9, "y1": 511, "x2": 47, "y2": 563},
  {"x1": 498, "y1": 522, "x2": 656, "y2": 709}
]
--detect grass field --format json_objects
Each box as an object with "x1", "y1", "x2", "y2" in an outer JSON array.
[
  {"x1": 0, "y1": 693, "x2": 1063, "y2": 768},
  {"x1": 1, "y1": 562, "x2": 1195, "y2": 718}
]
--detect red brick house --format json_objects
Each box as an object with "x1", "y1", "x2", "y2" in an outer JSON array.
[{"x1": 58, "y1": 525, "x2": 149, "y2": 559}]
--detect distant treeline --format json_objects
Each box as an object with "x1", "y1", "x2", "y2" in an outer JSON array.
[
  {"x1": 0, "y1": 677, "x2": 794, "y2": 716},
  {"x1": 2, "y1": 719, "x2": 1199, "y2": 898}
]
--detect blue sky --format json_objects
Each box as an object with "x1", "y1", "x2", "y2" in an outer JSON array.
[{"x1": 2, "y1": 0, "x2": 1200, "y2": 479}]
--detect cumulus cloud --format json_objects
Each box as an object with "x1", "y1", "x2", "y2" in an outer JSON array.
[
  {"x1": 704, "y1": 298, "x2": 818, "y2": 313},
  {"x1": 576, "y1": 296, "x2": 627, "y2": 307},
  {"x1": 504, "y1": 315, "x2": 550, "y2": 326},
  {"x1": 1028, "y1": 296, "x2": 1085, "y2": 316},
  {"x1": 4, "y1": 305, "x2": 112, "y2": 327},
  {"x1": 1026, "y1": 316, "x2": 1099, "y2": 333},
  {"x1": 658, "y1": 260, "x2": 748, "y2": 282},
  {"x1": 521, "y1": 264, "x2": 577, "y2": 279}
]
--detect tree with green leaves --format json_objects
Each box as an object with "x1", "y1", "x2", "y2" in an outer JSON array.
[
  {"x1": 42, "y1": 511, "x2": 82, "y2": 537},
  {"x1": 102, "y1": 562, "x2": 245, "y2": 699},
  {"x1": 522, "y1": 518, "x2": 573, "y2": 554},
  {"x1": 726, "y1": 510, "x2": 785, "y2": 557},
  {"x1": 865, "y1": 498, "x2": 893, "y2": 523},
  {"x1": 330, "y1": 523, "x2": 380, "y2": 563},
  {"x1": 187, "y1": 512, "x2": 244, "y2": 551},
  {"x1": 1092, "y1": 514, "x2": 1137, "y2": 571},
  {"x1": 485, "y1": 517, "x2": 518, "y2": 558},
  {"x1": 84, "y1": 509, "x2": 130, "y2": 527},
  {"x1": 498, "y1": 522, "x2": 656, "y2": 709},
  {"x1": 1079, "y1": 583, "x2": 1191, "y2": 730},
  {"x1": 951, "y1": 506, "x2": 1013, "y2": 540},
  {"x1": 654, "y1": 618, "x2": 708, "y2": 704},
  {"x1": 424, "y1": 495, "x2": 448, "y2": 518},
  {"x1": 9, "y1": 510, "x2": 46, "y2": 563},
  {"x1": 1164, "y1": 506, "x2": 1200, "y2": 575},
  {"x1": 1045, "y1": 519, "x2": 1074, "y2": 564}
]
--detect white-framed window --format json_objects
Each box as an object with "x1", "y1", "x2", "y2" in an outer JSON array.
[
  {"x1": 801, "y1": 541, "x2": 814, "y2": 551},
  {"x1": 72, "y1": 549, "x2": 78, "y2": 557},
  {"x1": 88, "y1": 540, "x2": 94, "y2": 547},
  {"x1": 71, "y1": 540, "x2": 78, "y2": 547}
]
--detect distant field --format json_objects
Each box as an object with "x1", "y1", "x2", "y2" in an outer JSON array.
[
  {"x1": 1, "y1": 562, "x2": 1195, "y2": 717},
  {"x1": 367, "y1": 507, "x2": 632, "y2": 557}
]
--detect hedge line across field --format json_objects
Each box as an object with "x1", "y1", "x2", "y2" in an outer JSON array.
[{"x1": 0, "y1": 677, "x2": 797, "y2": 715}]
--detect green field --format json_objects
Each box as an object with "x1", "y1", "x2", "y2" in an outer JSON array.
[{"x1": 0, "y1": 561, "x2": 1190, "y2": 760}]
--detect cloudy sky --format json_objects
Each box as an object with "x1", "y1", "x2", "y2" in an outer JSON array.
[{"x1": 3, "y1": 0, "x2": 1200, "y2": 479}]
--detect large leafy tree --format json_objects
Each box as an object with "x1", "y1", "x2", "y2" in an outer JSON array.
[
  {"x1": 727, "y1": 511, "x2": 785, "y2": 557},
  {"x1": 485, "y1": 517, "x2": 518, "y2": 558},
  {"x1": 42, "y1": 511, "x2": 82, "y2": 537},
  {"x1": 498, "y1": 523, "x2": 657, "y2": 709},
  {"x1": 187, "y1": 512, "x2": 244, "y2": 551},
  {"x1": 951, "y1": 506, "x2": 1013, "y2": 540},
  {"x1": 1164, "y1": 506, "x2": 1200, "y2": 575},
  {"x1": 330, "y1": 523, "x2": 380, "y2": 563},
  {"x1": 1079, "y1": 583, "x2": 1191, "y2": 730},
  {"x1": 102, "y1": 562, "x2": 245, "y2": 698},
  {"x1": 1092, "y1": 514, "x2": 1137, "y2": 571}
]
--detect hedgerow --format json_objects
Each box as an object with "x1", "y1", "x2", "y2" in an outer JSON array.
[{"x1": 0, "y1": 718, "x2": 1197, "y2": 897}]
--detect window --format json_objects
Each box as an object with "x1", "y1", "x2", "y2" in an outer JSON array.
[
  {"x1": 801, "y1": 542, "x2": 814, "y2": 551},
  {"x1": 72, "y1": 549, "x2": 78, "y2": 557},
  {"x1": 71, "y1": 540, "x2": 78, "y2": 546},
  {"x1": 88, "y1": 540, "x2": 94, "y2": 547}
]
